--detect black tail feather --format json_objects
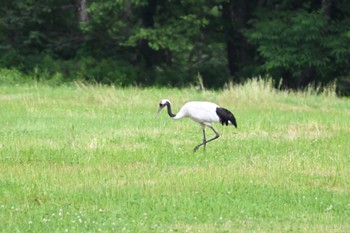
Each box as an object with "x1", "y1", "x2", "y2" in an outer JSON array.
[{"x1": 216, "y1": 107, "x2": 237, "y2": 128}]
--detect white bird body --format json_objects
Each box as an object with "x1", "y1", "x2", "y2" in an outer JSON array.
[
  {"x1": 174, "y1": 101, "x2": 220, "y2": 125},
  {"x1": 157, "y1": 99, "x2": 237, "y2": 152}
]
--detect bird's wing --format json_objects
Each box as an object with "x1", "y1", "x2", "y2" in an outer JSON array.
[{"x1": 182, "y1": 102, "x2": 220, "y2": 123}]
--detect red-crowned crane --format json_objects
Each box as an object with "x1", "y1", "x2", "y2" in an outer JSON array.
[{"x1": 157, "y1": 99, "x2": 237, "y2": 152}]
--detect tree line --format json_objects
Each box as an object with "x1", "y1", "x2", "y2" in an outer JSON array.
[{"x1": 1, "y1": 0, "x2": 350, "y2": 94}]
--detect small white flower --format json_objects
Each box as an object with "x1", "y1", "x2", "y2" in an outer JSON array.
[{"x1": 325, "y1": 204, "x2": 333, "y2": 212}]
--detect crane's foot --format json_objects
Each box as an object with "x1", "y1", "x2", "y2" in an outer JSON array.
[
  {"x1": 193, "y1": 144, "x2": 205, "y2": 152},
  {"x1": 193, "y1": 145, "x2": 200, "y2": 152}
]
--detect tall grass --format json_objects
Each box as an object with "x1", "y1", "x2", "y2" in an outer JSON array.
[{"x1": 0, "y1": 77, "x2": 349, "y2": 232}]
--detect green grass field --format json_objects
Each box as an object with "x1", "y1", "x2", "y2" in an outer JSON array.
[{"x1": 0, "y1": 79, "x2": 349, "y2": 232}]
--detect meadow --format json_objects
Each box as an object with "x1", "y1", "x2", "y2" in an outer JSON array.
[{"x1": 0, "y1": 78, "x2": 349, "y2": 232}]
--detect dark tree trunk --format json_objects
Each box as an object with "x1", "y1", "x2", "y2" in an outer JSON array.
[
  {"x1": 322, "y1": 0, "x2": 334, "y2": 18},
  {"x1": 138, "y1": 0, "x2": 157, "y2": 69},
  {"x1": 78, "y1": 0, "x2": 89, "y2": 23},
  {"x1": 137, "y1": 0, "x2": 172, "y2": 68},
  {"x1": 222, "y1": 0, "x2": 255, "y2": 82},
  {"x1": 141, "y1": 0, "x2": 157, "y2": 28}
]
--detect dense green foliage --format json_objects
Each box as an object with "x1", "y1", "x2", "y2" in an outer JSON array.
[
  {"x1": 0, "y1": 80, "x2": 349, "y2": 232},
  {"x1": 1, "y1": 0, "x2": 350, "y2": 93}
]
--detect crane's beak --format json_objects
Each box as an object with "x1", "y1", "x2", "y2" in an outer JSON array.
[{"x1": 156, "y1": 105, "x2": 165, "y2": 118}]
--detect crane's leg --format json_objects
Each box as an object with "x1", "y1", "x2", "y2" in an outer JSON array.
[
  {"x1": 202, "y1": 128, "x2": 206, "y2": 151},
  {"x1": 193, "y1": 126, "x2": 220, "y2": 152},
  {"x1": 206, "y1": 125, "x2": 220, "y2": 144},
  {"x1": 194, "y1": 125, "x2": 206, "y2": 152}
]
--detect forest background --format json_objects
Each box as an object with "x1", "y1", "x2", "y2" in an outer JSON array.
[{"x1": 1, "y1": 0, "x2": 350, "y2": 94}]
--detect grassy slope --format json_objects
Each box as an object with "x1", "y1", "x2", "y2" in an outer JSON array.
[{"x1": 0, "y1": 80, "x2": 349, "y2": 232}]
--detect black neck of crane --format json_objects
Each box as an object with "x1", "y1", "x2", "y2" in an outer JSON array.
[{"x1": 166, "y1": 102, "x2": 176, "y2": 118}]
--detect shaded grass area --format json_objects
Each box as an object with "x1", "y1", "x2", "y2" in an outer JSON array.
[{"x1": 0, "y1": 80, "x2": 349, "y2": 232}]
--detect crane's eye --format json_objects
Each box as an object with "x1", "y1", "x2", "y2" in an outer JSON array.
[{"x1": 159, "y1": 103, "x2": 163, "y2": 107}]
